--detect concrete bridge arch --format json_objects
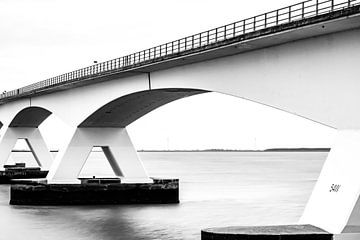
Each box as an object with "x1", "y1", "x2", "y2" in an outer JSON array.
[
  {"x1": 9, "y1": 106, "x2": 51, "y2": 128},
  {"x1": 78, "y1": 88, "x2": 207, "y2": 128},
  {"x1": 18, "y1": 27, "x2": 359, "y2": 131},
  {"x1": 44, "y1": 26, "x2": 360, "y2": 234},
  {"x1": 0, "y1": 106, "x2": 54, "y2": 169}
]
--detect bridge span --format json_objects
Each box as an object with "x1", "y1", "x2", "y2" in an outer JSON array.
[{"x1": 0, "y1": 0, "x2": 360, "y2": 235}]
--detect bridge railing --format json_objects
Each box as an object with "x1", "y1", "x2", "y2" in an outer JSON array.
[{"x1": 1, "y1": 0, "x2": 359, "y2": 100}]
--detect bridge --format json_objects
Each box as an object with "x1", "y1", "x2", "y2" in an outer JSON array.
[{"x1": 1, "y1": 0, "x2": 360, "y2": 235}]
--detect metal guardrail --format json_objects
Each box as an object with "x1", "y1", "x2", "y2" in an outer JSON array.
[{"x1": 1, "y1": 0, "x2": 359, "y2": 100}]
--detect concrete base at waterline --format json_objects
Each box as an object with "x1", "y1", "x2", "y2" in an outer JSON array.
[
  {"x1": 0, "y1": 163, "x2": 48, "y2": 184},
  {"x1": 201, "y1": 225, "x2": 332, "y2": 240},
  {"x1": 10, "y1": 178, "x2": 179, "y2": 205}
]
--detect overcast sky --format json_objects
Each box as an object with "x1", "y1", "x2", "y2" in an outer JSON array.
[{"x1": 1, "y1": 0, "x2": 336, "y2": 150}]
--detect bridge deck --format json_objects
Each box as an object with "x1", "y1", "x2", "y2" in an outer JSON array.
[{"x1": 1, "y1": 0, "x2": 360, "y2": 104}]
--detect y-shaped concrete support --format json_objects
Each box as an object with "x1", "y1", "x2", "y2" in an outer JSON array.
[
  {"x1": 0, "y1": 127, "x2": 53, "y2": 170},
  {"x1": 47, "y1": 128, "x2": 152, "y2": 184},
  {"x1": 300, "y1": 130, "x2": 360, "y2": 234}
]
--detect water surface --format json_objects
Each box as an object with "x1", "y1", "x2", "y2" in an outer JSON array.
[{"x1": 0, "y1": 151, "x2": 327, "y2": 240}]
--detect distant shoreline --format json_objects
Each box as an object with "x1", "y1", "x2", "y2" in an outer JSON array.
[
  {"x1": 11, "y1": 148, "x2": 330, "y2": 153},
  {"x1": 137, "y1": 148, "x2": 331, "y2": 152}
]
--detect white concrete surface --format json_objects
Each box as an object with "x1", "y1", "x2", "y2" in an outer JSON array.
[
  {"x1": 300, "y1": 130, "x2": 360, "y2": 233},
  {"x1": 3, "y1": 27, "x2": 357, "y2": 130},
  {"x1": 46, "y1": 128, "x2": 151, "y2": 184},
  {"x1": 0, "y1": 127, "x2": 53, "y2": 170}
]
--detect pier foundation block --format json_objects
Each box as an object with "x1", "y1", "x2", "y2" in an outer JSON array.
[
  {"x1": 201, "y1": 225, "x2": 332, "y2": 240},
  {"x1": 10, "y1": 178, "x2": 179, "y2": 205},
  {"x1": 0, "y1": 163, "x2": 48, "y2": 184}
]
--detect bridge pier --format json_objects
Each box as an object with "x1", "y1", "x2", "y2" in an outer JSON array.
[
  {"x1": 9, "y1": 127, "x2": 178, "y2": 205},
  {"x1": 0, "y1": 127, "x2": 53, "y2": 170},
  {"x1": 300, "y1": 129, "x2": 360, "y2": 234},
  {"x1": 46, "y1": 127, "x2": 152, "y2": 184},
  {"x1": 200, "y1": 130, "x2": 360, "y2": 238},
  {"x1": 0, "y1": 127, "x2": 51, "y2": 183}
]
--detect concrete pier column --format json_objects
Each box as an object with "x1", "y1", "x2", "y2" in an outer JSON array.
[
  {"x1": 0, "y1": 127, "x2": 53, "y2": 170},
  {"x1": 300, "y1": 129, "x2": 360, "y2": 234},
  {"x1": 46, "y1": 127, "x2": 152, "y2": 184}
]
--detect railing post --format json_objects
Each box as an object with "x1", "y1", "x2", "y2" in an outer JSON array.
[
  {"x1": 264, "y1": 13, "x2": 267, "y2": 28},
  {"x1": 243, "y1": 20, "x2": 246, "y2": 34},
  {"x1": 207, "y1": 31, "x2": 210, "y2": 44},
  {"x1": 276, "y1": 10, "x2": 279, "y2": 24},
  {"x1": 192, "y1": 35, "x2": 194, "y2": 49},
  {"x1": 233, "y1": 23, "x2": 236, "y2": 37},
  {"x1": 316, "y1": 0, "x2": 319, "y2": 15},
  {"x1": 215, "y1": 28, "x2": 218, "y2": 42},
  {"x1": 302, "y1": 2, "x2": 305, "y2": 18},
  {"x1": 289, "y1": 6, "x2": 291, "y2": 22},
  {"x1": 348, "y1": 0, "x2": 351, "y2": 7},
  {"x1": 253, "y1": 16, "x2": 256, "y2": 31}
]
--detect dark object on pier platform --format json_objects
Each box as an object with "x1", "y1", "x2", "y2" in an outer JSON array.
[
  {"x1": 0, "y1": 163, "x2": 48, "y2": 184},
  {"x1": 10, "y1": 178, "x2": 179, "y2": 205},
  {"x1": 201, "y1": 224, "x2": 332, "y2": 240},
  {"x1": 4, "y1": 163, "x2": 26, "y2": 169},
  {"x1": 79, "y1": 177, "x2": 121, "y2": 184}
]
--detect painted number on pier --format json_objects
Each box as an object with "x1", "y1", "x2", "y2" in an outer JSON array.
[{"x1": 329, "y1": 184, "x2": 341, "y2": 192}]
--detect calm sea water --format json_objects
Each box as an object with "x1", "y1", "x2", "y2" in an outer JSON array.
[{"x1": 0, "y1": 152, "x2": 327, "y2": 240}]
